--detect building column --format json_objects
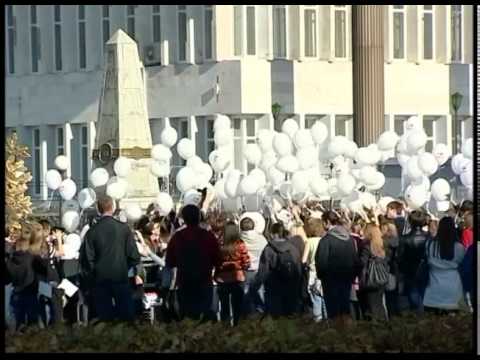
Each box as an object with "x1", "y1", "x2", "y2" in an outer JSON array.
[
  {"x1": 64, "y1": 123, "x2": 73, "y2": 178},
  {"x1": 187, "y1": 17, "x2": 195, "y2": 64},
  {"x1": 445, "y1": 114, "x2": 453, "y2": 155},
  {"x1": 88, "y1": 121, "x2": 96, "y2": 175},
  {"x1": 241, "y1": 118, "x2": 248, "y2": 174},
  {"x1": 188, "y1": 115, "x2": 197, "y2": 155},
  {"x1": 40, "y1": 126, "x2": 49, "y2": 201},
  {"x1": 326, "y1": 114, "x2": 335, "y2": 139},
  {"x1": 352, "y1": 5, "x2": 385, "y2": 147},
  {"x1": 267, "y1": 5, "x2": 274, "y2": 60},
  {"x1": 298, "y1": 113, "x2": 306, "y2": 129}
]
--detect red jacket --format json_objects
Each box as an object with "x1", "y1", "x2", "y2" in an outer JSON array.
[
  {"x1": 461, "y1": 228, "x2": 473, "y2": 249},
  {"x1": 166, "y1": 225, "x2": 221, "y2": 288},
  {"x1": 214, "y1": 240, "x2": 250, "y2": 284}
]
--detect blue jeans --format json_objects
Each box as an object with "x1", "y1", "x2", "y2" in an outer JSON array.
[
  {"x1": 243, "y1": 271, "x2": 265, "y2": 315},
  {"x1": 11, "y1": 291, "x2": 40, "y2": 329},
  {"x1": 308, "y1": 287, "x2": 327, "y2": 321},
  {"x1": 94, "y1": 281, "x2": 134, "y2": 321},
  {"x1": 407, "y1": 286, "x2": 424, "y2": 314},
  {"x1": 178, "y1": 285, "x2": 214, "y2": 321}
]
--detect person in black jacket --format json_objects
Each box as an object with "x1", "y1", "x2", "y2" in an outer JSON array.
[
  {"x1": 252, "y1": 222, "x2": 302, "y2": 317},
  {"x1": 82, "y1": 196, "x2": 140, "y2": 322},
  {"x1": 315, "y1": 211, "x2": 359, "y2": 322},
  {"x1": 397, "y1": 210, "x2": 428, "y2": 313}
]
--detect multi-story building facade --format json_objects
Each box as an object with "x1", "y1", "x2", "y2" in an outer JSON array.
[{"x1": 5, "y1": 5, "x2": 474, "y2": 202}]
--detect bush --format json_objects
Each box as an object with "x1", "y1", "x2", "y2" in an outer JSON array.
[{"x1": 6, "y1": 312, "x2": 472, "y2": 353}]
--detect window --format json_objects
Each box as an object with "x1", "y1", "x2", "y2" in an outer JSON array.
[
  {"x1": 204, "y1": 5, "x2": 213, "y2": 59},
  {"x1": 30, "y1": 5, "x2": 41, "y2": 73},
  {"x1": 126, "y1": 5, "x2": 135, "y2": 39},
  {"x1": 78, "y1": 5, "x2": 86, "y2": 69},
  {"x1": 394, "y1": 115, "x2": 409, "y2": 136},
  {"x1": 273, "y1": 5, "x2": 287, "y2": 58},
  {"x1": 80, "y1": 126, "x2": 89, "y2": 188},
  {"x1": 177, "y1": 5, "x2": 187, "y2": 61},
  {"x1": 335, "y1": 116, "x2": 352, "y2": 139},
  {"x1": 392, "y1": 5, "x2": 405, "y2": 59},
  {"x1": 304, "y1": 7, "x2": 317, "y2": 57},
  {"x1": 423, "y1": 117, "x2": 436, "y2": 152},
  {"x1": 423, "y1": 5, "x2": 434, "y2": 60},
  {"x1": 460, "y1": 117, "x2": 472, "y2": 145},
  {"x1": 53, "y1": 5, "x2": 62, "y2": 71},
  {"x1": 246, "y1": 6, "x2": 256, "y2": 55},
  {"x1": 451, "y1": 5, "x2": 462, "y2": 62},
  {"x1": 206, "y1": 118, "x2": 215, "y2": 159},
  {"x1": 153, "y1": 5, "x2": 161, "y2": 42},
  {"x1": 56, "y1": 127, "x2": 64, "y2": 156},
  {"x1": 334, "y1": 5, "x2": 347, "y2": 58},
  {"x1": 233, "y1": 119, "x2": 243, "y2": 170},
  {"x1": 102, "y1": 5, "x2": 110, "y2": 49},
  {"x1": 32, "y1": 128, "x2": 41, "y2": 195},
  {"x1": 7, "y1": 5, "x2": 15, "y2": 74},
  {"x1": 246, "y1": 120, "x2": 257, "y2": 172},
  {"x1": 234, "y1": 6, "x2": 243, "y2": 56}
]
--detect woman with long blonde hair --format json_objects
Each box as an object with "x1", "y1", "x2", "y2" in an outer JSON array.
[{"x1": 358, "y1": 223, "x2": 389, "y2": 321}]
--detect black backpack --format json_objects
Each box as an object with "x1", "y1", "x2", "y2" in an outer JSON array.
[{"x1": 272, "y1": 247, "x2": 299, "y2": 284}]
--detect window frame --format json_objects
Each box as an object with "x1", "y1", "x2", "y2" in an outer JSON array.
[
  {"x1": 391, "y1": 5, "x2": 407, "y2": 61},
  {"x1": 56, "y1": 126, "x2": 65, "y2": 156},
  {"x1": 423, "y1": 116, "x2": 437, "y2": 152},
  {"x1": 52, "y1": 5, "x2": 63, "y2": 72},
  {"x1": 245, "y1": 5, "x2": 257, "y2": 57},
  {"x1": 204, "y1": 117, "x2": 215, "y2": 161},
  {"x1": 332, "y1": 5, "x2": 348, "y2": 60},
  {"x1": 304, "y1": 5, "x2": 318, "y2": 58},
  {"x1": 203, "y1": 5, "x2": 214, "y2": 61},
  {"x1": 273, "y1": 5, "x2": 288, "y2": 59},
  {"x1": 80, "y1": 125, "x2": 89, "y2": 189},
  {"x1": 177, "y1": 5, "x2": 188, "y2": 63},
  {"x1": 233, "y1": 5, "x2": 243, "y2": 57},
  {"x1": 126, "y1": 5, "x2": 136, "y2": 40},
  {"x1": 77, "y1": 5, "x2": 87, "y2": 70},
  {"x1": 101, "y1": 5, "x2": 110, "y2": 58},
  {"x1": 450, "y1": 5, "x2": 464, "y2": 63},
  {"x1": 32, "y1": 127, "x2": 41, "y2": 196},
  {"x1": 6, "y1": 5, "x2": 15, "y2": 75},
  {"x1": 421, "y1": 5, "x2": 435, "y2": 61},
  {"x1": 152, "y1": 5, "x2": 161, "y2": 43},
  {"x1": 29, "y1": 5, "x2": 41, "y2": 74}
]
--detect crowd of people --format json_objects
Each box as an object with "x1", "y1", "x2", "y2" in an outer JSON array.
[{"x1": 5, "y1": 190, "x2": 474, "y2": 331}]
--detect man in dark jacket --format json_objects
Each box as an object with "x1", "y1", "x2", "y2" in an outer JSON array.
[
  {"x1": 82, "y1": 196, "x2": 140, "y2": 322},
  {"x1": 252, "y1": 222, "x2": 302, "y2": 317},
  {"x1": 397, "y1": 210, "x2": 428, "y2": 313},
  {"x1": 315, "y1": 211, "x2": 359, "y2": 321},
  {"x1": 166, "y1": 205, "x2": 221, "y2": 321}
]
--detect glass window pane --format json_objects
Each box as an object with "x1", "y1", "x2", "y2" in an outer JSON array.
[
  {"x1": 153, "y1": 5, "x2": 160, "y2": 13},
  {"x1": 103, "y1": 20, "x2": 109, "y2": 45},
  {"x1": 54, "y1": 5, "x2": 61, "y2": 22},
  {"x1": 102, "y1": 5, "x2": 109, "y2": 18},
  {"x1": 35, "y1": 150, "x2": 41, "y2": 194},
  {"x1": 55, "y1": 24, "x2": 62, "y2": 71},
  {"x1": 31, "y1": 27, "x2": 38, "y2": 72},
  {"x1": 127, "y1": 5, "x2": 135, "y2": 16},
  {"x1": 30, "y1": 5, "x2": 37, "y2": 24},
  {"x1": 181, "y1": 121, "x2": 188, "y2": 138},
  {"x1": 82, "y1": 126, "x2": 88, "y2": 145},
  {"x1": 393, "y1": 13, "x2": 405, "y2": 59},
  {"x1": 424, "y1": 5, "x2": 433, "y2": 10},
  {"x1": 153, "y1": 15, "x2": 161, "y2": 42},
  {"x1": 425, "y1": 140, "x2": 433, "y2": 153},
  {"x1": 127, "y1": 17, "x2": 135, "y2": 39},
  {"x1": 178, "y1": 5, "x2": 186, "y2": 11},
  {"x1": 7, "y1": 5, "x2": 14, "y2": 26},
  {"x1": 424, "y1": 119, "x2": 434, "y2": 137},
  {"x1": 335, "y1": 9, "x2": 346, "y2": 58},
  {"x1": 234, "y1": 6, "x2": 242, "y2": 56},
  {"x1": 34, "y1": 129, "x2": 40, "y2": 146},
  {"x1": 246, "y1": 120, "x2": 255, "y2": 137},
  {"x1": 207, "y1": 120, "x2": 214, "y2": 138},
  {"x1": 205, "y1": 8, "x2": 213, "y2": 58},
  {"x1": 451, "y1": 6, "x2": 462, "y2": 61},
  {"x1": 8, "y1": 29, "x2": 15, "y2": 74},
  {"x1": 82, "y1": 147, "x2": 88, "y2": 185},
  {"x1": 393, "y1": 5, "x2": 404, "y2": 9},
  {"x1": 423, "y1": 13, "x2": 433, "y2": 59},
  {"x1": 273, "y1": 6, "x2": 286, "y2": 58},
  {"x1": 394, "y1": 119, "x2": 404, "y2": 136},
  {"x1": 178, "y1": 12, "x2": 187, "y2": 61},
  {"x1": 79, "y1": 22, "x2": 86, "y2": 69},
  {"x1": 335, "y1": 118, "x2": 346, "y2": 137},
  {"x1": 305, "y1": 9, "x2": 317, "y2": 57},
  {"x1": 78, "y1": 5, "x2": 85, "y2": 20},
  {"x1": 57, "y1": 128, "x2": 64, "y2": 148},
  {"x1": 247, "y1": 6, "x2": 256, "y2": 55}
]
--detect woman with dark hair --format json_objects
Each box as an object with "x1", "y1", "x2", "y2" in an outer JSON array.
[
  {"x1": 423, "y1": 217, "x2": 465, "y2": 315},
  {"x1": 214, "y1": 222, "x2": 250, "y2": 326}
]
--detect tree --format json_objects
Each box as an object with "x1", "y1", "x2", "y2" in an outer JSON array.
[{"x1": 5, "y1": 131, "x2": 33, "y2": 236}]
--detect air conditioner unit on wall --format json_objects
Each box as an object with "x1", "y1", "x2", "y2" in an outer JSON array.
[{"x1": 143, "y1": 43, "x2": 162, "y2": 66}]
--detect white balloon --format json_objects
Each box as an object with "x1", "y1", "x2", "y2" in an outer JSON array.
[
  {"x1": 186, "y1": 156, "x2": 204, "y2": 170},
  {"x1": 360, "y1": 166, "x2": 378, "y2": 185},
  {"x1": 273, "y1": 132, "x2": 293, "y2": 156},
  {"x1": 292, "y1": 172, "x2": 310, "y2": 194},
  {"x1": 214, "y1": 128, "x2": 233, "y2": 147},
  {"x1": 360, "y1": 192, "x2": 377, "y2": 209},
  {"x1": 451, "y1": 154, "x2": 469, "y2": 175},
  {"x1": 436, "y1": 200, "x2": 450, "y2": 212},
  {"x1": 381, "y1": 149, "x2": 395, "y2": 162},
  {"x1": 177, "y1": 138, "x2": 195, "y2": 160},
  {"x1": 183, "y1": 189, "x2": 202, "y2": 206},
  {"x1": 59, "y1": 178, "x2": 77, "y2": 201},
  {"x1": 244, "y1": 144, "x2": 262, "y2": 166},
  {"x1": 344, "y1": 141, "x2": 359, "y2": 159},
  {"x1": 406, "y1": 130, "x2": 427, "y2": 155},
  {"x1": 367, "y1": 144, "x2": 382, "y2": 164},
  {"x1": 462, "y1": 138, "x2": 473, "y2": 159},
  {"x1": 125, "y1": 203, "x2": 143, "y2": 222},
  {"x1": 417, "y1": 152, "x2": 438, "y2": 176},
  {"x1": 397, "y1": 153, "x2": 410, "y2": 168},
  {"x1": 62, "y1": 210, "x2": 80, "y2": 233},
  {"x1": 406, "y1": 156, "x2": 424, "y2": 180},
  {"x1": 90, "y1": 168, "x2": 110, "y2": 188},
  {"x1": 431, "y1": 178, "x2": 450, "y2": 201},
  {"x1": 279, "y1": 182, "x2": 293, "y2": 199},
  {"x1": 332, "y1": 156, "x2": 350, "y2": 178},
  {"x1": 328, "y1": 178, "x2": 340, "y2": 199},
  {"x1": 78, "y1": 188, "x2": 96, "y2": 209},
  {"x1": 366, "y1": 172, "x2": 386, "y2": 191},
  {"x1": 150, "y1": 160, "x2": 170, "y2": 178},
  {"x1": 257, "y1": 129, "x2": 274, "y2": 151},
  {"x1": 55, "y1": 155, "x2": 69, "y2": 171},
  {"x1": 209, "y1": 149, "x2": 231, "y2": 173},
  {"x1": 405, "y1": 116, "x2": 422, "y2": 132},
  {"x1": 161, "y1": 126, "x2": 178, "y2": 148},
  {"x1": 412, "y1": 175, "x2": 431, "y2": 192},
  {"x1": 198, "y1": 163, "x2": 213, "y2": 183},
  {"x1": 106, "y1": 177, "x2": 127, "y2": 200},
  {"x1": 310, "y1": 121, "x2": 328, "y2": 145},
  {"x1": 214, "y1": 179, "x2": 228, "y2": 200},
  {"x1": 240, "y1": 176, "x2": 259, "y2": 195},
  {"x1": 214, "y1": 114, "x2": 231, "y2": 131},
  {"x1": 276, "y1": 155, "x2": 299, "y2": 173},
  {"x1": 378, "y1": 196, "x2": 395, "y2": 214},
  {"x1": 46, "y1": 169, "x2": 62, "y2": 191},
  {"x1": 396, "y1": 135, "x2": 409, "y2": 155},
  {"x1": 405, "y1": 185, "x2": 429, "y2": 210},
  {"x1": 113, "y1": 157, "x2": 132, "y2": 178},
  {"x1": 377, "y1": 131, "x2": 400, "y2": 151},
  {"x1": 432, "y1": 143, "x2": 451, "y2": 166},
  {"x1": 460, "y1": 167, "x2": 473, "y2": 187},
  {"x1": 337, "y1": 174, "x2": 356, "y2": 195},
  {"x1": 225, "y1": 171, "x2": 241, "y2": 198},
  {"x1": 293, "y1": 129, "x2": 314, "y2": 149},
  {"x1": 267, "y1": 166, "x2": 285, "y2": 187},
  {"x1": 63, "y1": 233, "x2": 82, "y2": 259},
  {"x1": 296, "y1": 147, "x2": 317, "y2": 170},
  {"x1": 176, "y1": 167, "x2": 197, "y2": 193},
  {"x1": 281, "y1": 118, "x2": 299, "y2": 139},
  {"x1": 249, "y1": 168, "x2": 267, "y2": 188},
  {"x1": 260, "y1": 151, "x2": 278, "y2": 171},
  {"x1": 356, "y1": 147, "x2": 379, "y2": 166},
  {"x1": 156, "y1": 192, "x2": 174, "y2": 215},
  {"x1": 151, "y1": 144, "x2": 172, "y2": 161},
  {"x1": 328, "y1": 136, "x2": 349, "y2": 157}
]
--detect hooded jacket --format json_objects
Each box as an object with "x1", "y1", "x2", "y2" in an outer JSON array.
[
  {"x1": 6, "y1": 251, "x2": 47, "y2": 293},
  {"x1": 398, "y1": 228, "x2": 429, "y2": 281},
  {"x1": 253, "y1": 238, "x2": 302, "y2": 293},
  {"x1": 315, "y1": 225, "x2": 358, "y2": 282},
  {"x1": 240, "y1": 230, "x2": 268, "y2": 271}
]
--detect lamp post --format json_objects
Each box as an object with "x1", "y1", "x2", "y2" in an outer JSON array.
[
  {"x1": 272, "y1": 103, "x2": 282, "y2": 125},
  {"x1": 451, "y1": 92, "x2": 463, "y2": 154}
]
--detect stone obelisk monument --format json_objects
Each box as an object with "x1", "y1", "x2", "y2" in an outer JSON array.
[
  {"x1": 352, "y1": 5, "x2": 385, "y2": 147},
  {"x1": 92, "y1": 29, "x2": 159, "y2": 208}
]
